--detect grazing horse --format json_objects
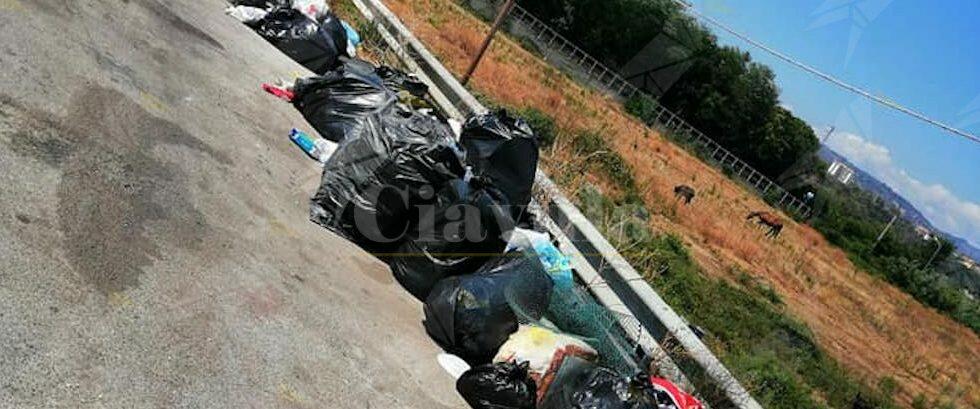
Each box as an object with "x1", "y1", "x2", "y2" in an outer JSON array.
[
  {"x1": 674, "y1": 185, "x2": 696, "y2": 205},
  {"x1": 746, "y1": 211, "x2": 783, "y2": 238}
]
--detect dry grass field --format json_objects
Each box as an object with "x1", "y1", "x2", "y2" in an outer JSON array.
[{"x1": 372, "y1": 0, "x2": 979, "y2": 406}]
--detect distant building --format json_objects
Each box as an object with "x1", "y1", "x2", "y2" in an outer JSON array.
[
  {"x1": 827, "y1": 161, "x2": 855, "y2": 185},
  {"x1": 915, "y1": 225, "x2": 933, "y2": 239},
  {"x1": 957, "y1": 253, "x2": 977, "y2": 270}
]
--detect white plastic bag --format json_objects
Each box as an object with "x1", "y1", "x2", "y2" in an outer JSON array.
[
  {"x1": 292, "y1": 0, "x2": 329, "y2": 21},
  {"x1": 493, "y1": 325, "x2": 597, "y2": 376},
  {"x1": 225, "y1": 5, "x2": 268, "y2": 24}
]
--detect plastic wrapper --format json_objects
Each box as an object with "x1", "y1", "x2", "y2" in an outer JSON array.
[
  {"x1": 460, "y1": 110, "x2": 540, "y2": 221},
  {"x1": 308, "y1": 104, "x2": 465, "y2": 249},
  {"x1": 248, "y1": 8, "x2": 348, "y2": 75},
  {"x1": 456, "y1": 362, "x2": 537, "y2": 409},
  {"x1": 539, "y1": 357, "x2": 659, "y2": 409},
  {"x1": 423, "y1": 254, "x2": 553, "y2": 365},
  {"x1": 389, "y1": 179, "x2": 515, "y2": 299}
]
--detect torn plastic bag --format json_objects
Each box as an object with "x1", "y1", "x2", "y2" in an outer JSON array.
[
  {"x1": 461, "y1": 110, "x2": 540, "y2": 221},
  {"x1": 539, "y1": 357, "x2": 659, "y2": 409},
  {"x1": 423, "y1": 254, "x2": 553, "y2": 365},
  {"x1": 388, "y1": 179, "x2": 516, "y2": 299},
  {"x1": 292, "y1": 59, "x2": 401, "y2": 142},
  {"x1": 309, "y1": 105, "x2": 465, "y2": 249},
  {"x1": 248, "y1": 8, "x2": 349, "y2": 75},
  {"x1": 456, "y1": 361, "x2": 537, "y2": 409}
]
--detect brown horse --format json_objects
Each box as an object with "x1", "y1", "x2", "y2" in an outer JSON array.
[
  {"x1": 674, "y1": 185, "x2": 696, "y2": 205},
  {"x1": 746, "y1": 211, "x2": 783, "y2": 238}
]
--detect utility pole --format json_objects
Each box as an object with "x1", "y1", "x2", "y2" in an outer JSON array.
[
  {"x1": 461, "y1": 0, "x2": 517, "y2": 85},
  {"x1": 822, "y1": 126, "x2": 836, "y2": 143},
  {"x1": 870, "y1": 213, "x2": 898, "y2": 251}
]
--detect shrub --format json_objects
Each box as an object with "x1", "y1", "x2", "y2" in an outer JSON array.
[
  {"x1": 572, "y1": 131, "x2": 639, "y2": 202},
  {"x1": 517, "y1": 106, "x2": 558, "y2": 147},
  {"x1": 624, "y1": 94, "x2": 660, "y2": 124}
]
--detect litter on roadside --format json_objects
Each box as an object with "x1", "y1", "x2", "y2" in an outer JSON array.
[
  {"x1": 456, "y1": 361, "x2": 537, "y2": 409},
  {"x1": 389, "y1": 178, "x2": 515, "y2": 299},
  {"x1": 226, "y1": 5, "x2": 269, "y2": 23},
  {"x1": 247, "y1": 7, "x2": 348, "y2": 74},
  {"x1": 234, "y1": 8, "x2": 709, "y2": 406},
  {"x1": 308, "y1": 103, "x2": 464, "y2": 249},
  {"x1": 288, "y1": 128, "x2": 336, "y2": 163},
  {"x1": 423, "y1": 254, "x2": 553, "y2": 364},
  {"x1": 291, "y1": 58, "x2": 398, "y2": 142},
  {"x1": 493, "y1": 325, "x2": 598, "y2": 403},
  {"x1": 459, "y1": 110, "x2": 540, "y2": 222},
  {"x1": 506, "y1": 228, "x2": 574, "y2": 288},
  {"x1": 438, "y1": 353, "x2": 472, "y2": 380},
  {"x1": 538, "y1": 356, "x2": 659, "y2": 409}
]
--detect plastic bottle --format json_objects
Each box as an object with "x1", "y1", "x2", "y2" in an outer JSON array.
[{"x1": 289, "y1": 128, "x2": 337, "y2": 163}]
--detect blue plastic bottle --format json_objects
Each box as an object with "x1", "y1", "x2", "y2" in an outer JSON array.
[{"x1": 289, "y1": 129, "x2": 337, "y2": 163}]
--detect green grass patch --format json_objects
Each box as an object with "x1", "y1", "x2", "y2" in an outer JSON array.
[{"x1": 515, "y1": 106, "x2": 558, "y2": 148}]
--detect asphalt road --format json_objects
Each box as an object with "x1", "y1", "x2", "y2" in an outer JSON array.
[{"x1": 0, "y1": 0, "x2": 464, "y2": 407}]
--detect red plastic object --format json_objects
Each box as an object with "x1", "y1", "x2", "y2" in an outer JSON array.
[
  {"x1": 649, "y1": 377, "x2": 704, "y2": 409},
  {"x1": 262, "y1": 83, "x2": 295, "y2": 102}
]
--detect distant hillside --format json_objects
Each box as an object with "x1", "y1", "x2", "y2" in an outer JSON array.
[{"x1": 818, "y1": 146, "x2": 980, "y2": 261}]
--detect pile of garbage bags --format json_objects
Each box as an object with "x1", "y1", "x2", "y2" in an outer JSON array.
[
  {"x1": 226, "y1": 2, "x2": 704, "y2": 407},
  {"x1": 229, "y1": 0, "x2": 360, "y2": 74}
]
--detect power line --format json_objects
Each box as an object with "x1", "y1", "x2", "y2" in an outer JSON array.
[{"x1": 673, "y1": 0, "x2": 980, "y2": 145}]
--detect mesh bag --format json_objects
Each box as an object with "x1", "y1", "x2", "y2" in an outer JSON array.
[{"x1": 509, "y1": 276, "x2": 643, "y2": 376}]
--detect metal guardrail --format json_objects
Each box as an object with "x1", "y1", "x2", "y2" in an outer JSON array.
[
  {"x1": 348, "y1": 1, "x2": 764, "y2": 408},
  {"x1": 469, "y1": 0, "x2": 812, "y2": 218}
]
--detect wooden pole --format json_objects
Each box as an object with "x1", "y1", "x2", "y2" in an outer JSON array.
[{"x1": 461, "y1": 0, "x2": 517, "y2": 85}]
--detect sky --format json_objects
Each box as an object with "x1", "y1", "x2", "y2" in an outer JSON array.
[{"x1": 682, "y1": 0, "x2": 980, "y2": 248}]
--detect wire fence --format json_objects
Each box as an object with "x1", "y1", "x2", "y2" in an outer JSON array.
[{"x1": 467, "y1": 0, "x2": 812, "y2": 218}]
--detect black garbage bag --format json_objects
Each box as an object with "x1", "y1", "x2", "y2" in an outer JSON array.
[
  {"x1": 292, "y1": 58, "x2": 397, "y2": 142},
  {"x1": 231, "y1": 0, "x2": 283, "y2": 7},
  {"x1": 309, "y1": 105, "x2": 465, "y2": 249},
  {"x1": 457, "y1": 361, "x2": 537, "y2": 409},
  {"x1": 248, "y1": 8, "x2": 348, "y2": 75},
  {"x1": 377, "y1": 66, "x2": 429, "y2": 98},
  {"x1": 423, "y1": 254, "x2": 553, "y2": 365},
  {"x1": 460, "y1": 110, "x2": 540, "y2": 221},
  {"x1": 388, "y1": 178, "x2": 516, "y2": 299},
  {"x1": 539, "y1": 357, "x2": 658, "y2": 409}
]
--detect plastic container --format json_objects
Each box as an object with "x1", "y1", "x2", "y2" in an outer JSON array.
[{"x1": 289, "y1": 128, "x2": 337, "y2": 163}]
